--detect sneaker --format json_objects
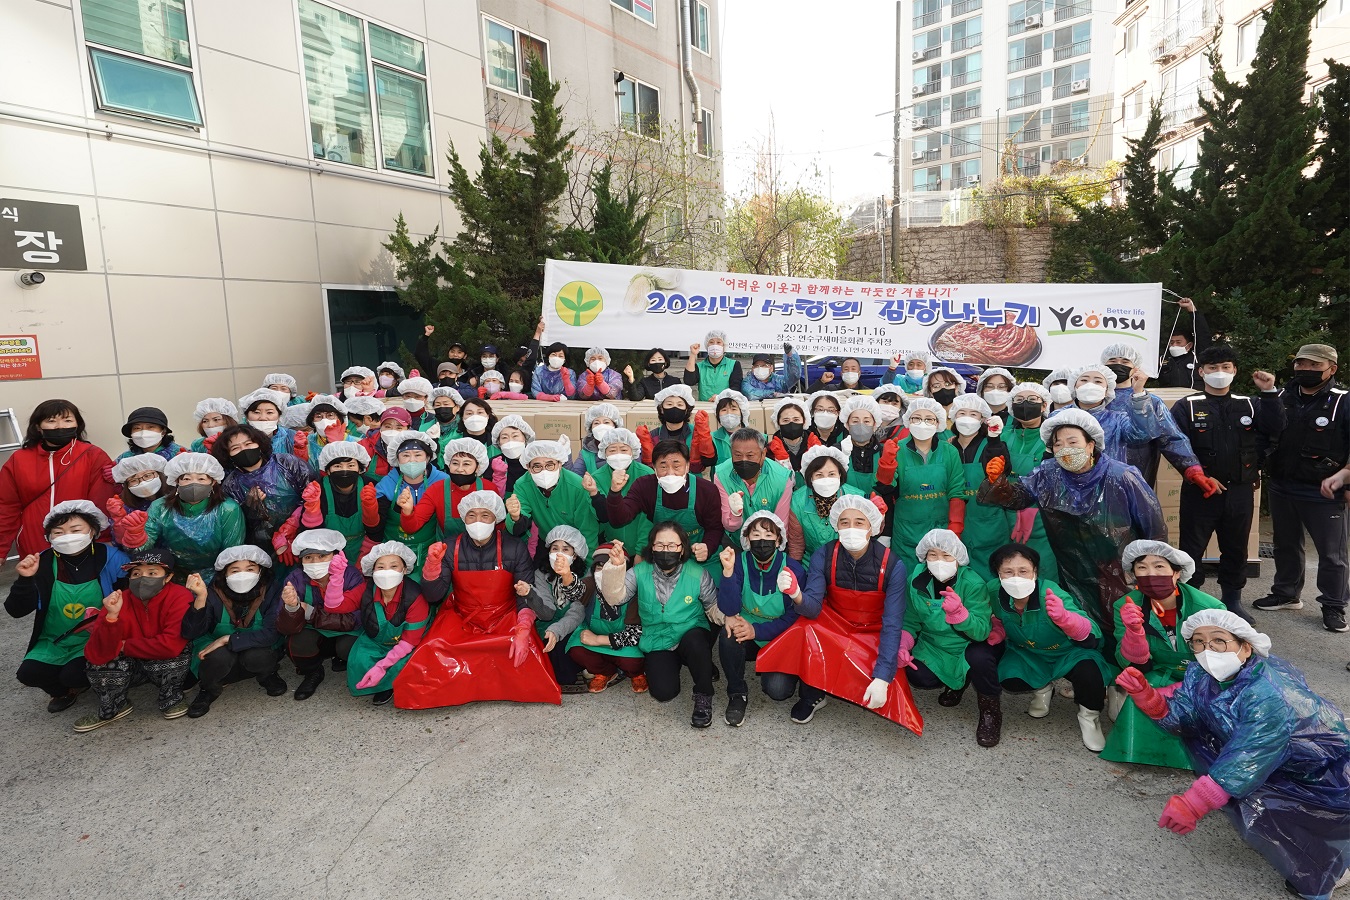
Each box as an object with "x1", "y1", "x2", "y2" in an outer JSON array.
[
  {"x1": 161, "y1": 697, "x2": 191, "y2": 720},
  {"x1": 1253, "y1": 595, "x2": 1303, "y2": 611},
  {"x1": 294, "y1": 669, "x2": 324, "y2": 701},
  {"x1": 588, "y1": 672, "x2": 622, "y2": 693},
  {"x1": 73, "y1": 703, "x2": 132, "y2": 733},
  {"x1": 186, "y1": 689, "x2": 219, "y2": 719},
  {"x1": 790, "y1": 695, "x2": 827, "y2": 724},
  {"x1": 630, "y1": 674, "x2": 649, "y2": 694},
  {"x1": 724, "y1": 693, "x2": 749, "y2": 727},
  {"x1": 691, "y1": 692, "x2": 714, "y2": 728},
  {"x1": 372, "y1": 689, "x2": 394, "y2": 706},
  {"x1": 259, "y1": 674, "x2": 288, "y2": 697},
  {"x1": 47, "y1": 688, "x2": 82, "y2": 714},
  {"x1": 1324, "y1": 607, "x2": 1349, "y2": 633}
]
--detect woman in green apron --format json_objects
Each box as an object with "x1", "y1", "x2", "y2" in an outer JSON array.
[
  {"x1": 871, "y1": 385, "x2": 907, "y2": 443},
  {"x1": 302, "y1": 441, "x2": 378, "y2": 564},
  {"x1": 349, "y1": 541, "x2": 431, "y2": 705},
  {"x1": 840, "y1": 396, "x2": 887, "y2": 492},
  {"x1": 1102, "y1": 540, "x2": 1223, "y2": 768},
  {"x1": 447, "y1": 397, "x2": 496, "y2": 461},
  {"x1": 524, "y1": 525, "x2": 592, "y2": 693},
  {"x1": 588, "y1": 429, "x2": 654, "y2": 554},
  {"x1": 398, "y1": 438, "x2": 494, "y2": 550},
  {"x1": 712, "y1": 389, "x2": 752, "y2": 467},
  {"x1": 787, "y1": 446, "x2": 864, "y2": 571},
  {"x1": 604, "y1": 439, "x2": 726, "y2": 571},
  {"x1": 685, "y1": 329, "x2": 743, "y2": 401},
  {"x1": 429, "y1": 387, "x2": 463, "y2": 463},
  {"x1": 985, "y1": 542, "x2": 1111, "y2": 752},
  {"x1": 567, "y1": 543, "x2": 647, "y2": 693},
  {"x1": 1001, "y1": 382, "x2": 1059, "y2": 582},
  {"x1": 7, "y1": 501, "x2": 127, "y2": 713},
  {"x1": 566, "y1": 403, "x2": 623, "y2": 477},
  {"x1": 947, "y1": 394, "x2": 1013, "y2": 574},
  {"x1": 182, "y1": 545, "x2": 287, "y2": 717},
  {"x1": 375, "y1": 431, "x2": 447, "y2": 570},
  {"x1": 276, "y1": 528, "x2": 366, "y2": 701},
  {"x1": 507, "y1": 436, "x2": 600, "y2": 570}
]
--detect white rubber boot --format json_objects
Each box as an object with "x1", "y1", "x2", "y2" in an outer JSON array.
[
  {"x1": 1078, "y1": 705, "x2": 1105, "y2": 752},
  {"x1": 1028, "y1": 685, "x2": 1053, "y2": 718},
  {"x1": 1105, "y1": 685, "x2": 1126, "y2": 722}
]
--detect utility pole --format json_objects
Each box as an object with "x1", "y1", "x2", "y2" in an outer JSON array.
[{"x1": 891, "y1": 0, "x2": 902, "y2": 284}]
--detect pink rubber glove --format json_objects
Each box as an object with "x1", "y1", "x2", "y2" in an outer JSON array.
[
  {"x1": 987, "y1": 616, "x2": 1006, "y2": 645},
  {"x1": 940, "y1": 586, "x2": 969, "y2": 625},
  {"x1": 354, "y1": 639, "x2": 415, "y2": 690},
  {"x1": 1118, "y1": 599, "x2": 1151, "y2": 665},
  {"x1": 777, "y1": 567, "x2": 800, "y2": 597},
  {"x1": 868, "y1": 492, "x2": 888, "y2": 518},
  {"x1": 1158, "y1": 776, "x2": 1229, "y2": 835},
  {"x1": 422, "y1": 542, "x2": 448, "y2": 582},
  {"x1": 323, "y1": 419, "x2": 348, "y2": 444},
  {"x1": 300, "y1": 481, "x2": 324, "y2": 528},
  {"x1": 896, "y1": 630, "x2": 918, "y2": 670},
  {"x1": 509, "y1": 608, "x2": 537, "y2": 667},
  {"x1": 322, "y1": 552, "x2": 349, "y2": 609},
  {"x1": 1183, "y1": 465, "x2": 1222, "y2": 499},
  {"x1": 1043, "y1": 588, "x2": 1092, "y2": 641},
  {"x1": 272, "y1": 517, "x2": 298, "y2": 566},
  {"x1": 1011, "y1": 507, "x2": 1038, "y2": 543},
  {"x1": 1116, "y1": 666, "x2": 1169, "y2": 719},
  {"x1": 115, "y1": 510, "x2": 149, "y2": 549},
  {"x1": 105, "y1": 497, "x2": 128, "y2": 523},
  {"x1": 292, "y1": 432, "x2": 310, "y2": 463}
]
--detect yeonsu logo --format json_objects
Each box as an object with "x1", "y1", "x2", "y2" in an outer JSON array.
[
  {"x1": 1047, "y1": 306, "x2": 1148, "y2": 339},
  {"x1": 555, "y1": 281, "x2": 603, "y2": 327}
]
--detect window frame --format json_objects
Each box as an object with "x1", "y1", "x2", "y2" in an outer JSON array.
[
  {"x1": 691, "y1": 1, "x2": 712, "y2": 55},
  {"x1": 77, "y1": 0, "x2": 206, "y2": 129},
  {"x1": 616, "y1": 72, "x2": 662, "y2": 139},
  {"x1": 482, "y1": 14, "x2": 552, "y2": 101},
  {"x1": 697, "y1": 107, "x2": 715, "y2": 156},
  {"x1": 612, "y1": 0, "x2": 658, "y2": 27}
]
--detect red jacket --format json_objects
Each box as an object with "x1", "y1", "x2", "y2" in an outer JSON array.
[
  {"x1": 0, "y1": 440, "x2": 117, "y2": 559},
  {"x1": 400, "y1": 477, "x2": 502, "y2": 534},
  {"x1": 84, "y1": 583, "x2": 192, "y2": 665}
]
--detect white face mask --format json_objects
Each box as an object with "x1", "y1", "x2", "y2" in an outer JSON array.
[
  {"x1": 548, "y1": 356, "x2": 565, "y2": 370},
  {"x1": 203, "y1": 425, "x2": 225, "y2": 438},
  {"x1": 811, "y1": 476, "x2": 840, "y2": 497},
  {"x1": 129, "y1": 477, "x2": 162, "y2": 498},
  {"x1": 706, "y1": 345, "x2": 724, "y2": 360},
  {"x1": 1202, "y1": 371, "x2": 1235, "y2": 389},
  {"x1": 907, "y1": 367, "x2": 925, "y2": 378},
  {"x1": 877, "y1": 405, "x2": 901, "y2": 425},
  {"x1": 481, "y1": 357, "x2": 497, "y2": 369},
  {"x1": 1195, "y1": 648, "x2": 1243, "y2": 681},
  {"x1": 463, "y1": 415, "x2": 489, "y2": 434},
  {"x1": 588, "y1": 360, "x2": 605, "y2": 373},
  {"x1": 591, "y1": 424, "x2": 614, "y2": 447},
  {"x1": 549, "y1": 551, "x2": 573, "y2": 572},
  {"x1": 225, "y1": 570, "x2": 260, "y2": 593},
  {"x1": 302, "y1": 561, "x2": 331, "y2": 580},
  {"x1": 607, "y1": 454, "x2": 633, "y2": 471},
  {"x1": 131, "y1": 430, "x2": 162, "y2": 449},
  {"x1": 510, "y1": 382, "x2": 525, "y2": 394},
  {"x1": 465, "y1": 520, "x2": 495, "y2": 541},
  {"x1": 753, "y1": 366, "x2": 771, "y2": 381},
  {"x1": 312, "y1": 416, "x2": 338, "y2": 431},
  {"x1": 954, "y1": 416, "x2": 982, "y2": 436},
  {"x1": 483, "y1": 382, "x2": 501, "y2": 396},
  {"x1": 50, "y1": 533, "x2": 92, "y2": 555},
  {"x1": 813, "y1": 411, "x2": 838, "y2": 430},
  {"x1": 343, "y1": 386, "x2": 359, "y2": 399},
  {"x1": 926, "y1": 559, "x2": 958, "y2": 582},
  {"x1": 1167, "y1": 345, "x2": 1189, "y2": 358},
  {"x1": 372, "y1": 569, "x2": 404, "y2": 590},
  {"x1": 983, "y1": 390, "x2": 1010, "y2": 407},
  {"x1": 378, "y1": 375, "x2": 395, "y2": 388},
  {"x1": 1049, "y1": 384, "x2": 1073, "y2": 405},
  {"x1": 842, "y1": 371, "x2": 860, "y2": 386},
  {"x1": 403, "y1": 398, "x2": 425, "y2": 412},
  {"x1": 1075, "y1": 383, "x2": 1107, "y2": 405},
  {"x1": 657, "y1": 474, "x2": 686, "y2": 494},
  {"x1": 838, "y1": 527, "x2": 869, "y2": 552},
  {"x1": 499, "y1": 440, "x2": 525, "y2": 459},
  {"x1": 531, "y1": 468, "x2": 560, "y2": 490},
  {"x1": 252, "y1": 419, "x2": 279, "y2": 435},
  {"x1": 719, "y1": 414, "x2": 741, "y2": 432},
  {"x1": 907, "y1": 421, "x2": 938, "y2": 441},
  {"x1": 1000, "y1": 576, "x2": 1036, "y2": 599}
]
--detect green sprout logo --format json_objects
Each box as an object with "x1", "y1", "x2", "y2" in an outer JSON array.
[{"x1": 555, "y1": 281, "x2": 603, "y2": 326}]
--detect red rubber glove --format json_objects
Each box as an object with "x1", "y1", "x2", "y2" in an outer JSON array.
[
  {"x1": 1043, "y1": 588, "x2": 1092, "y2": 641},
  {"x1": 596, "y1": 374, "x2": 612, "y2": 397},
  {"x1": 1158, "y1": 776, "x2": 1229, "y2": 835},
  {"x1": 692, "y1": 410, "x2": 715, "y2": 461},
  {"x1": 876, "y1": 439, "x2": 900, "y2": 485},
  {"x1": 202, "y1": 433, "x2": 218, "y2": 454},
  {"x1": 984, "y1": 456, "x2": 1007, "y2": 480},
  {"x1": 115, "y1": 510, "x2": 149, "y2": 549},
  {"x1": 1183, "y1": 465, "x2": 1222, "y2": 498},
  {"x1": 868, "y1": 492, "x2": 888, "y2": 518},
  {"x1": 940, "y1": 586, "x2": 969, "y2": 625},
  {"x1": 354, "y1": 639, "x2": 415, "y2": 690},
  {"x1": 947, "y1": 498, "x2": 965, "y2": 537},
  {"x1": 987, "y1": 616, "x2": 1006, "y2": 645},
  {"x1": 896, "y1": 630, "x2": 918, "y2": 670},
  {"x1": 509, "y1": 607, "x2": 537, "y2": 667},
  {"x1": 1118, "y1": 599, "x2": 1151, "y2": 665},
  {"x1": 423, "y1": 541, "x2": 448, "y2": 582},
  {"x1": 360, "y1": 483, "x2": 380, "y2": 528},
  {"x1": 1010, "y1": 507, "x2": 1037, "y2": 543},
  {"x1": 776, "y1": 567, "x2": 800, "y2": 597},
  {"x1": 322, "y1": 552, "x2": 348, "y2": 609},
  {"x1": 1116, "y1": 666, "x2": 1169, "y2": 719},
  {"x1": 635, "y1": 425, "x2": 654, "y2": 465},
  {"x1": 101, "y1": 463, "x2": 116, "y2": 484},
  {"x1": 272, "y1": 517, "x2": 298, "y2": 566},
  {"x1": 323, "y1": 420, "x2": 347, "y2": 444},
  {"x1": 105, "y1": 497, "x2": 128, "y2": 523},
  {"x1": 292, "y1": 431, "x2": 311, "y2": 462},
  {"x1": 300, "y1": 481, "x2": 323, "y2": 527}
]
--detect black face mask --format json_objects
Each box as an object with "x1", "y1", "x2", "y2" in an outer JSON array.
[
  {"x1": 748, "y1": 539, "x2": 778, "y2": 562},
  {"x1": 648, "y1": 360, "x2": 668, "y2": 373},
  {"x1": 1292, "y1": 370, "x2": 1329, "y2": 388},
  {"x1": 328, "y1": 469, "x2": 360, "y2": 489},
  {"x1": 778, "y1": 422, "x2": 805, "y2": 440},
  {"x1": 127, "y1": 575, "x2": 167, "y2": 601},
  {"x1": 231, "y1": 447, "x2": 263, "y2": 469},
  {"x1": 449, "y1": 471, "x2": 478, "y2": 486},
  {"x1": 1107, "y1": 363, "x2": 1134, "y2": 384},
  {"x1": 176, "y1": 483, "x2": 212, "y2": 504},
  {"x1": 40, "y1": 426, "x2": 79, "y2": 448},
  {"x1": 659, "y1": 406, "x2": 690, "y2": 425},
  {"x1": 931, "y1": 387, "x2": 957, "y2": 406},
  {"x1": 447, "y1": 356, "x2": 466, "y2": 367},
  {"x1": 1011, "y1": 400, "x2": 1043, "y2": 422},
  {"x1": 434, "y1": 407, "x2": 458, "y2": 423},
  {"x1": 649, "y1": 550, "x2": 683, "y2": 571},
  {"x1": 438, "y1": 377, "x2": 458, "y2": 388},
  {"x1": 732, "y1": 459, "x2": 762, "y2": 481}
]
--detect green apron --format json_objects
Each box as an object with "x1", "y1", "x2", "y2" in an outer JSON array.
[
  {"x1": 788, "y1": 483, "x2": 863, "y2": 570},
  {"x1": 987, "y1": 577, "x2": 1112, "y2": 688},
  {"x1": 597, "y1": 461, "x2": 655, "y2": 550},
  {"x1": 712, "y1": 428, "x2": 734, "y2": 468},
  {"x1": 564, "y1": 597, "x2": 642, "y2": 659},
  {"x1": 512, "y1": 469, "x2": 600, "y2": 565},
  {"x1": 578, "y1": 446, "x2": 603, "y2": 475},
  {"x1": 904, "y1": 567, "x2": 992, "y2": 689},
  {"x1": 843, "y1": 442, "x2": 882, "y2": 493},
  {"x1": 890, "y1": 441, "x2": 964, "y2": 576},
  {"x1": 188, "y1": 599, "x2": 267, "y2": 676},
  {"x1": 347, "y1": 590, "x2": 428, "y2": 696},
  {"x1": 308, "y1": 581, "x2": 358, "y2": 638},
  {"x1": 654, "y1": 473, "x2": 708, "y2": 570},
  {"x1": 738, "y1": 551, "x2": 787, "y2": 645},
  {"x1": 383, "y1": 475, "x2": 438, "y2": 568},
  {"x1": 715, "y1": 457, "x2": 791, "y2": 519},
  {"x1": 695, "y1": 358, "x2": 734, "y2": 400},
  {"x1": 1005, "y1": 424, "x2": 1059, "y2": 582},
  {"x1": 24, "y1": 558, "x2": 104, "y2": 666},
  {"x1": 434, "y1": 477, "x2": 488, "y2": 541},
  {"x1": 324, "y1": 478, "x2": 367, "y2": 563},
  {"x1": 954, "y1": 437, "x2": 1013, "y2": 574},
  {"x1": 634, "y1": 562, "x2": 708, "y2": 652}
]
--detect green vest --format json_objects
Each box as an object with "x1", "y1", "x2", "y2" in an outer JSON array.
[
  {"x1": 789, "y1": 483, "x2": 864, "y2": 569},
  {"x1": 712, "y1": 428, "x2": 733, "y2": 468},
  {"x1": 738, "y1": 552, "x2": 787, "y2": 638},
  {"x1": 597, "y1": 460, "x2": 655, "y2": 550},
  {"x1": 904, "y1": 567, "x2": 992, "y2": 690},
  {"x1": 512, "y1": 468, "x2": 600, "y2": 565},
  {"x1": 953, "y1": 437, "x2": 1012, "y2": 571},
  {"x1": 1110, "y1": 584, "x2": 1224, "y2": 683},
  {"x1": 382, "y1": 475, "x2": 438, "y2": 567},
  {"x1": 564, "y1": 598, "x2": 642, "y2": 659},
  {"x1": 889, "y1": 440, "x2": 964, "y2": 571},
  {"x1": 347, "y1": 588, "x2": 429, "y2": 695},
  {"x1": 188, "y1": 597, "x2": 269, "y2": 676},
  {"x1": 635, "y1": 561, "x2": 707, "y2": 652},
  {"x1": 695, "y1": 357, "x2": 735, "y2": 400},
  {"x1": 654, "y1": 473, "x2": 704, "y2": 544},
  {"x1": 25, "y1": 558, "x2": 104, "y2": 666},
  {"x1": 715, "y1": 457, "x2": 791, "y2": 519}
]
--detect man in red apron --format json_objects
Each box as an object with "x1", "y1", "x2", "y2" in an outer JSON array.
[
  {"x1": 394, "y1": 490, "x2": 559, "y2": 708},
  {"x1": 757, "y1": 495, "x2": 923, "y2": 734}
]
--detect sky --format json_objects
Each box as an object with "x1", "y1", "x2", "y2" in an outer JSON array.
[{"x1": 719, "y1": 0, "x2": 902, "y2": 216}]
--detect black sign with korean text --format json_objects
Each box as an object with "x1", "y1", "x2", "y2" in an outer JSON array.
[{"x1": 0, "y1": 199, "x2": 88, "y2": 271}]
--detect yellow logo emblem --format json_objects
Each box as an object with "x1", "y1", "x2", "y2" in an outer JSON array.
[
  {"x1": 555, "y1": 281, "x2": 603, "y2": 327},
  {"x1": 62, "y1": 603, "x2": 87, "y2": 619}
]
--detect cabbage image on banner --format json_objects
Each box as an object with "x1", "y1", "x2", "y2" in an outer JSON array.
[{"x1": 624, "y1": 271, "x2": 679, "y2": 313}]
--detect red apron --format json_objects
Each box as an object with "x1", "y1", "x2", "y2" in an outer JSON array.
[
  {"x1": 756, "y1": 544, "x2": 924, "y2": 735},
  {"x1": 393, "y1": 534, "x2": 561, "y2": 709}
]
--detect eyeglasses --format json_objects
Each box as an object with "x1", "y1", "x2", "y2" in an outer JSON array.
[
  {"x1": 1187, "y1": 637, "x2": 1239, "y2": 653},
  {"x1": 651, "y1": 543, "x2": 683, "y2": 552}
]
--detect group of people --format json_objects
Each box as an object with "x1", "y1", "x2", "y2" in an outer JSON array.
[{"x1": 2, "y1": 314, "x2": 1348, "y2": 899}]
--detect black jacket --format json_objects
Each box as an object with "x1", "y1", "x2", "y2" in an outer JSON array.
[{"x1": 180, "y1": 576, "x2": 284, "y2": 653}]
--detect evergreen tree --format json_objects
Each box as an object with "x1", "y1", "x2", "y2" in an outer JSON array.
[{"x1": 565, "y1": 163, "x2": 652, "y2": 264}]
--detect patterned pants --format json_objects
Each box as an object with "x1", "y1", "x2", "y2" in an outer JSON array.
[{"x1": 86, "y1": 650, "x2": 190, "y2": 718}]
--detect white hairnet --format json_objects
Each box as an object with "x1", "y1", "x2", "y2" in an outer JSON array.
[
  {"x1": 1043, "y1": 368, "x2": 1073, "y2": 387},
  {"x1": 585, "y1": 403, "x2": 623, "y2": 429},
  {"x1": 280, "y1": 404, "x2": 310, "y2": 430},
  {"x1": 213, "y1": 544, "x2": 272, "y2": 571},
  {"x1": 430, "y1": 386, "x2": 462, "y2": 403},
  {"x1": 714, "y1": 389, "x2": 751, "y2": 421},
  {"x1": 386, "y1": 430, "x2": 436, "y2": 464},
  {"x1": 443, "y1": 437, "x2": 489, "y2": 475},
  {"x1": 291, "y1": 528, "x2": 347, "y2": 556},
  {"x1": 902, "y1": 397, "x2": 949, "y2": 430},
  {"x1": 457, "y1": 489, "x2": 505, "y2": 523},
  {"x1": 164, "y1": 452, "x2": 225, "y2": 485},
  {"x1": 341, "y1": 366, "x2": 375, "y2": 382},
  {"x1": 1012, "y1": 382, "x2": 1051, "y2": 404},
  {"x1": 544, "y1": 525, "x2": 590, "y2": 560},
  {"x1": 521, "y1": 436, "x2": 571, "y2": 466},
  {"x1": 915, "y1": 528, "x2": 969, "y2": 566},
  {"x1": 377, "y1": 361, "x2": 406, "y2": 380},
  {"x1": 739, "y1": 510, "x2": 787, "y2": 551},
  {"x1": 923, "y1": 367, "x2": 968, "y2": 397},
  {"x1": 1041, "y1": 408, "x2": 1106, "y2": 447},
  {"x1": 1181, "y1": 609, "x2": 1271, "y2": 657},
  {"x1": 976, "y1": 367, "x2": 1016, "y2": 394},
  {"x1": 903, "y1": 352, "x2": 929, "y2": 366},
  {"x1": 1122, "y1": 540, "x2": 1197, "y2": 583},
  {"x1": 399, "y1": 377, "x2": 433, "y2": 397},
  {"x1": 318, "y1": 441, "x2": 371, "y2": 470},
  {"x1": 193, "y1": 398, "x2": 239, "y2": 423},
  {"x1": 1101, "y1": 343, "x2": 1143, "y2": 367},
  {"x1": 584, "y1": 347, "x2": 611, "y2": 367},
  {"x1": 307, "y1": 394, "x2": 348, "y2": 417},
  {"x1": 842, "y1": 395, "x2": 882, "y2": 425},
  {"x1": 828, "y1": 494, "x2": 885, "y2": 536},
  {"x1": 1072, "y1": 364, "x2": 1119, "y2": 404},
  {"x1": 801, "y1": 445, "x2": 850, "y2": 474},
  {"x1": 263, "y1": 373, "x2": 298, "y2": 396},
  {"x1": 599, "y1": 427, "x2": 642, "y2": 456},
  {"x1": 871, "y1": 384, "x2": 905, "y2": 403},
  {"x1": 111, "y1": 453, "x2": 166, "y2": 483},
  {"x1": 774, "y1": 396, "x2": 809, "y2": 424},
  {"x1": 492, "y1": 415, "x2": 536, "y2": 443},
  {"x1": 44, "y1": 500, "x2": 110, "y2": 533},
  {"x1": 342, "y1": 395, "x2": 385, "y2": 418},
  {"x1": 360, "y1": 540, "x2": 417, "y2": 576},
  {"x1": 808, "y1": 390, "x2": 844, "y2": 413},
  {"x1": 239, "y1": 388, "x2": 290, "y2": 415},
  {"x1": 479, "y1": 369, "x2": 505, "y2": 385},
  {"x1": 705, "y1": 330, "x2": 728, "y2": 346},
  {"x1": 949, "y1": 394, "x2": 993, "y2": 419},
  {"x1": 653, "y1": 383, "x2": 695, "y2": 408}
]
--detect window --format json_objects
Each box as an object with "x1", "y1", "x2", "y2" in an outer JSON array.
[
  {"x1": 691, "y1": 2, "x2": 711, "y2": 53},
  {"x1": 1159, "y1": 133, "x2": 1199, "y2": 187},
  {"x1": 617, "y1": 74, "x2": 660, "y2": 138},
  {"x1": 1008, "y1": 36, "x2": 1042, "y2": 71},
  {"x1": 953, "y1": 158, "x2": 981, "y2": 183},
  {"x1": 951, "y1": 16, "x2": 983, "y2": 51},
  {"x1": 613, "y1": 0, "x2": 656, "y2": 25},
  {"x1": 913, "y1": 63, "x2": 942, "y2": 94},
  {"x1": 484, "y1": 17, "x2": 550, "y2": 98},
  {"x1": 951, "y1": 51, "x2": 982, "y2": 86},
  {"x1": 1051, "y1": 60, "x2": 1090, "y2": 97},
  {"x1": 914, "y1": 0, "x2": 942, "y2": 28},
  {"x1": 951, "y1": 88, "x2": 981, "y2": 121},
  {"x1": 1008, "y1": 0, "x2": 1042, "y2": 36},
  {"x1": 950, "y1": 124, "x2": 982, "y2": 155},
  {"x1": 1126, "y1": 20, "x2": 1140, "y2": 51},
  {"x1": 1008, "y1": 74, "x2": 1041, "y2": 109},
  {"x1": 81, "y1": 0, "x2": 202, "y2": 126},
  {"x1": 697, "y1": 108, "x2": 714, "y2": 155},
  {"x1": 300, "y1": 0, "x2": 432, "y2": 176},
  {"x1": 1236, "y1": 16, "x2": 1265, "y2": 63},
  {"x1": 1052, "y1": 21, "x2": 1090, "y2": 60},
  {"x1": 914, "y1": 27, "x2": 943, "y2": 58}
]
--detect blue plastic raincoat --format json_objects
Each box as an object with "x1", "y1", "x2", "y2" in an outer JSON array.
[
  {"x1": 1049, "y1": 395, "x2": 1160, "y2": 464},
  {"x1": 1108, "y1": 391, "x2": 1201, "y2": 484},
  {"x1": 741, "y1": 352, "x2": 802, "y2": 400},
  {"x1": 222, "y1": 452, "x2": 312, "y2": 543}
]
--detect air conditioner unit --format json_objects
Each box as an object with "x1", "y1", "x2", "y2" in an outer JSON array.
[
  {"x1": 912, "y1": 151, "x2": 926, "y2": 160},
  {"x1": 912, "y1": 50, "x2": 926, "y2": 61},
  {"x1": 914, "y1": 120, "x2": 929, "y2": 129},
  {"x1": 1025, "y1": 13, "x2": 1043, "y2": 26},
  {"x1": 912, "y1": 85, "x2": 925, "y2": 95},
  {"x1": 966, "y1": 175, "x2": 981, "y2": 185},
  {"x1": 1071, "y1": 79, "x2": 1090, "y2": 93}
]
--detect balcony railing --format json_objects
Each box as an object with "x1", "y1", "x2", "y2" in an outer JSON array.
[
  {"x1": 912, "y1": 114, "x2": 941, "y2": 129},
  {"x1": 1160, "y1": 79, "x2": 1210, "y2": 128},
  {"x1": 951, "y1": 69, "x2": 982, "y2": 87},
  {"x1": 914, "y1": 8, "x2": 941, "y2": 27},
  {"x1": 952, "y1": 0, "x2": 983, "y2": 15},
  {"x1": 1008, "y1": 53, "x2": 1042, "y2": 72},
  {"x1": 916, "y1": 180, "x2": 945, "y2": 193},
  {"x1": 913, "y1": 45, "x2": 941, "y2": 62},
  {"x1": 1054, "y1": 1, "x2": 1090, "y2": 20},
  {"x1": 1008, "y1": 91, "x2": 1042, "y2": 109},
  {"x1": 913, "y1": 148, "x2": 942, "y2": 162},
  {"x1": 1051, "y1": 81, "x2": 1082, "y2": 99},
  {"x1": 1051, "y1": 119, "x2": 1089, "y2": 136},
  {"x1": 1151, "y1": 0, "x2": 1220, "y2": 58},
  {"x1": 951, "y1": 33, "x2": 983, "y2": 51},
  {"x1": 1053, "y1": 38, "x2": 1090, "y2": 60},
  {"x1": 950, "y1": 141, "x2": 979, "y2": 156},
  {"x1": 1016, "y1": 126, "x2": 1042, "y2": 142},
  {"x1": 914, "y1": 80, "x2": 941, "y2": 95},
  {"x1": 951, "y1": 104, "x2": 982, "y2": 122},
  {"x1": 1017, "y1": 162, "x2": 1042, "y2": 176}
]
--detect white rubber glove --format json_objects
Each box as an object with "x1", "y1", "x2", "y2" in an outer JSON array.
[
  {"x1": 777, "y1": 568, "x2": 799, "y2": 596},
  {"x1": 727, "y1": 492, "x2": 744, "y2": 516},
  {"x1": 862, "y1": 678, "x2": 889, "y2": 709}
]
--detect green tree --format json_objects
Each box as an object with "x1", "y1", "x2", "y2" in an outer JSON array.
[{"x1": 564, "y1": 163, "x2": 652, "y2": 264}]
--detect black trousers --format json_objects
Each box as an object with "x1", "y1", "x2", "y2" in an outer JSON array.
[
  {"x1": 908, "y1": 642, "x2": 1002, "y2": 696},
  {"x1": 17, "y1": 657, "x2": 89, "y2": 697},
  {"x1": 198, "y1": 646, "x2": 281, "y2": 692},
  {"x1": 646, "y1": 627, "x2": 715, "y2": 701},
  {"x1": 717, "y1": 631, "x2": 799, "y2": 699},
  {"x1": 1001, "y1": 658, "x2": 1106, "y2": 711},
  {"x1": 1179, "y1": 481, "x2": 1255, "y2": 591},
  {"x1": 1269, "y1": 483, "x2": 1350, "y2": 609},
  {"x1": 287, "y1": 629, "x2": 356, "y2": 674}
]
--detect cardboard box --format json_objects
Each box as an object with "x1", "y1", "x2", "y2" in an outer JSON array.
[
  {"x1": 747, "y1": 402, "x2": 770, "y2": 434},
  {"x1": 624, "y1": 403, "x2": 662, "y2": 435},
  {"x1": 532, "y1": 409, "x2": 584, "y2": 456}
]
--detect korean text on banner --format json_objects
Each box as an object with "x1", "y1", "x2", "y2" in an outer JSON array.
[
  {"x1": 541, "y1": 260, "x2": 1163, "y2": 375},
  {"x1": 0, "y1": 335, "x2": 42, "y2": 381}
]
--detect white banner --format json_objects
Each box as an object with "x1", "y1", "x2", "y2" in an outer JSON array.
[{"x1": 541, "y1": 260, "x2": 1164, "y2": 374}]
